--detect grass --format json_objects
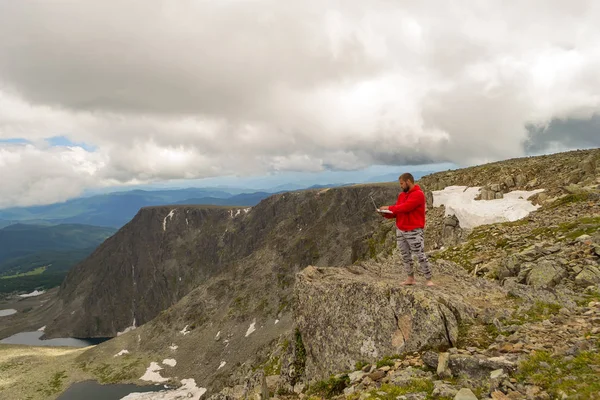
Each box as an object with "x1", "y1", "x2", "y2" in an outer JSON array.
[
  {"x1": 456, "y1": 322, "x2": 507, "y2": 349},
  {"x1": 79, "y1": 356, "x2": 146, "y2": 384},
  {"x1": 355, "y1": 360, "x2": 369, "y2": 371},
  {"x1": 307, "y1": 374, "x2": 350, "y2": 398},
  {"x1": 517, "y1": 346, "x2": 600, "y2": 399},
  {"x1": 375, "y1": 356, "x2": 396, "y2": 369},
  {"x1": 512, "y1": 301, "x2": 561, "y2": 324},
  {"x1": 0, "y1": 344, "x2": 92, "y2": 400},
  {"x1": 0, "y1": 266, "x2": 47, "y2": 280},
  {"x1": 290, "y1": 329, "x2": 306, "y2": 386}
]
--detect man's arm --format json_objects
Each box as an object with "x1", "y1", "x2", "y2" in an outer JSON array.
[{"x1": 388, "y1": 191, "x2": 424, "y2": 214}]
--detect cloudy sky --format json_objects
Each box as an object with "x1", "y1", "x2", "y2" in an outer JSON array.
[{"x1": 1, "y1": 1, "x2": 600, "y2": 208}]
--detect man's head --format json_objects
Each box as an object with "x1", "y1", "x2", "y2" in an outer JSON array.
[{"x1": 398, "y1": 173, "x2": 415, "y2": 193}]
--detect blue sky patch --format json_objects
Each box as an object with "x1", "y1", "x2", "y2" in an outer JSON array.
[{"x1": 46, "y1": 136, "x2": 97, "y2": 151}]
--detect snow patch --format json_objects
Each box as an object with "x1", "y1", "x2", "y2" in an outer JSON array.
[
  {"x1": 117, "y1": 318, "x2": 137, "y2": 336},
  {"x1": 114, "y1": 350, "x2": 130, "y2": 357},
  {"x1": 162, "y1": 358, "x2": 177, "y2": 367},
  {"x1": 0, "y1": 309, "x2": 17, "y2": 317},
  {"x1": 274, "y1": 319, "x2": 279, "y2": 325},
  {"x1": 245, "y1": 320, "x2": 256, "y2": 337},
  {"x1": 432, "y1": 186, "x2": 544, "y2": 230},
  {"x1": 19, "y1": 290, "x2": 45, "y2": 298},
  {"x1": 243, "y1": 208, "x2": 251, "y2": 213},
  {"x1": 163, "y1": 209, "x2": 176, "y2": 231},
  {"x1": 218, "y1": 361, "x2": 226, "y2": 370},
  {"x1": 169, "y1": 343, "x2": 178, "y2": 350},
  {"x1": 180, "y1": 325, "x2": 191, "y2": 335},
  {"x1": 140, "y1": 362, "x2": 169, "y2": 383},
  {"x1": 215, "y1": 331, "x2": 221, "y2": 340},
  {"x1": 121, "y1": 378, "x2": 206, "y2": 400},
  {"x1": 38, "y1": 325, "x2": 46, "y2": 331}
]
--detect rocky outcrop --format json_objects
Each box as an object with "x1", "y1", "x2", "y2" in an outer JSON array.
[{"x1": 293, "y1": 260, "x2": 512, "y2": 381}]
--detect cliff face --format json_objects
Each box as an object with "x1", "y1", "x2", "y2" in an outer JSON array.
[{"x1": 45, "y1": 184, "x2": 401, "y2": 338}]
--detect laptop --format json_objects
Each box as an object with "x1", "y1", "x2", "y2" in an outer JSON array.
[{"x1": 370, "y1": 196, "x2": 393, "y2": 214}]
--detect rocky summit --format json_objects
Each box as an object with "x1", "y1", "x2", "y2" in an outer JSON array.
[{"x1": 2, "y1": 148, "x2": 599, "y2": 400}]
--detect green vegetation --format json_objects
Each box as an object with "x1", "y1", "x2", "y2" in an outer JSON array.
[
  {"x1": 361, "y1": 380, "x2": 434, "y2": 400},
  {"x1": 0, "y1": 272, "x2": 66, "y2": 295},
  {"x1": 375, "y1": 356, "x2": 396, "y2": 369},
  {"x1": 547, "y1": 193, "x2": 592, "y2": 209},
  {"x1": 36, "y1": 370, "x2": 67, "y2": 397},
  {"x1": 355, "y1": 360, "x2": 369, "y2": 371},
  {"x1": 0, "y1": 266, "x2": 47, "y2": 279},
  {"x1": 517, "y1": 346, "x2": 600, "y2": 399},
  {"x1": 79, "y1": 356, "x2": 145, "y2": 384},
  {"x1": 291, "y1": 328, "x2": 306, "y2": 386},
  {"x1": 513, "y1": 301, "x2": 561, "y2": 324},
  {"x1": 307, "y1": 374, "x2": 350, "y2": 398}
]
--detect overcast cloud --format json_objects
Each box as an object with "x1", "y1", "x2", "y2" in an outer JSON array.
[{"x1": 1, "y1": 1, "x2": 600, "y2": 207}]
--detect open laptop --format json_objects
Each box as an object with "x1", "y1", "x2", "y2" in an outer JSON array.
[{"x1": 370, "y1": 196, "x2": 393, "y2": 214}]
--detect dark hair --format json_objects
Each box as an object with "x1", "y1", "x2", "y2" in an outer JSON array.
[{"x1": 399, "y1": 173, "x2": 414, "y2": 183}]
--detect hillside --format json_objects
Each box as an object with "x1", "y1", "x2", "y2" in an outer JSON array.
[
  {"x1": 0, "y1": 224, "x2": 116, "y2": 271},
  {"x1": 3, "y1": 148, "x2": 599, "y2": 400}
]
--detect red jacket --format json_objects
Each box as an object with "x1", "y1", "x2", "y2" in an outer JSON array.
[{"x1": 386, "y1": 185, "x2": 426, "y2": 231}]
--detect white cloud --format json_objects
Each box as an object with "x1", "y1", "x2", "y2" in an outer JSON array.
[{"x1": 1, "y1": 1, "x2": 600, "y2": 207}]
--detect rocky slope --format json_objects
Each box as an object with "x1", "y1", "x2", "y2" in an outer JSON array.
[{"x1": 26, "y1": 147, "x2": 600, "y2": 400}]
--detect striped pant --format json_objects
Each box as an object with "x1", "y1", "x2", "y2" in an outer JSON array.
[{"x1": 396, "y1": 228, "x2": 432, "y2": 280}]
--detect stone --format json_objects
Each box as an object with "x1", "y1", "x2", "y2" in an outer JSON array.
[
  {"x1": 349, "y1": 370, "x2": 366, "y2": 383},
  {"x1": 504, "y1": 176, "x2": 516, "y2": 188},
  {"x1": 449, "y1": 354, "x2": 515, "y2": 381},
  {"x1": 515, "y1": 174, "x2": 527, "y2": 187},
  {"x1": 361, "y1": 364, "x2": 372, "y2": 373},
  {"x1": 433, "y1": 381, "x2": 459, "y2": 398},
  {"x1": 575, "y1": 234, "x2": 593, "y2": 244},
  {"x1": 582, "y1": 155, "x2": 597, "y2": 174},
  {"x1": 437, "y1": 352, "x2": 452, "y2": 379},
  {"x1": 518, "y1": 246, "x2": 541, "y2": 262},
  {"x1": 368, "y1": 370, "x2": 386, "y2": 381},
  {"x1": 526, "y1": 260, "x2": 566, "y2": 289},
  {"x1": 490, "y1": 369, "x2": 506, "y2": 380},
  {"x1": 294, "y1": 262, "x2": 501, "y2": 380},
  {"x1": 568, "y1": 169, "x2": 584, "y2": 184},
  {"x1": 422, "y1": 351, "x2": 439, "y2": 369},
  {"x1": 575, "y1": 266, "x2": 600, "y2": 286},
  {"x1": 490, "y1": 184, "x2": 501, "y2": 192},
  {"x1": 343, "y1": 386, "x2": 356, "y2": 396},
  {"x1": 454, "y1": 388, "x2": 478, "y2": 400},
  {"x1": 495, "y1": 192, "x2": 504, "y2": 199},
  {"x1": 491, "y1": 391, "x2": 511, "y2": 400},
  {"x1": 265, "y1": 375, "x2": 280, "y2": 392},
  {"x1": 445, "y1": 215, "x2": 459, "y2": 227}
]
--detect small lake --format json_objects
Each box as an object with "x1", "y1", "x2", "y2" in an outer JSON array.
[
  {"x1": 57, "y1": 380, "x2": 165, "y2": 400},
  {"x1": 0, "y1": 331, "x2": 110, "y2": 347},
  {"x1": 0, "y1": 308, "x2": 17, "y2": 317}
]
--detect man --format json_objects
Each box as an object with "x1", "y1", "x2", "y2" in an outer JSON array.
[{"x1": 379, "y1": 173, "x2": 435, "y2": 286}]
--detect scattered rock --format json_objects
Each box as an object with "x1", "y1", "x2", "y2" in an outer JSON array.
[
  {"x1": 454, "y1": 388, "x2": 478, "y2": 400},
  {"x1": 437, "y1": 352, "x2": 452, "y2": 379}
]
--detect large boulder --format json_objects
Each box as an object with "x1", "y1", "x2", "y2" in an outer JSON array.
[
  {"x1": 293, "y1": 261, "x2": 509, "y2": 381},
  {"x1": 526, "y1": 260, "x2": 567, "y2": 289}
]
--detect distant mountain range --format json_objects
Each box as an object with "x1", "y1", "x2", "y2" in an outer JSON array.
[{"x1": 0, "y1": 184, "x2": 353, "y2": 229}]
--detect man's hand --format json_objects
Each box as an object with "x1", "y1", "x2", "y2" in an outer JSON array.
[{"x1": 379, "y1": 206, "x2": 389, "y2": 210}]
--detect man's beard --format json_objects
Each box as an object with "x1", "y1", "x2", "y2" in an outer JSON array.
[{"x1": 403, "y1": 186, "x2": 410, "y2": 193}]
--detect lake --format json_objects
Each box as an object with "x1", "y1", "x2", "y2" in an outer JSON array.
[
  {"x1": 57, "y1": 380, "x2": 165, "y2": 400},
  {"x1": 0, "y1": 331, "x2": 109, "y2": 347}
]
